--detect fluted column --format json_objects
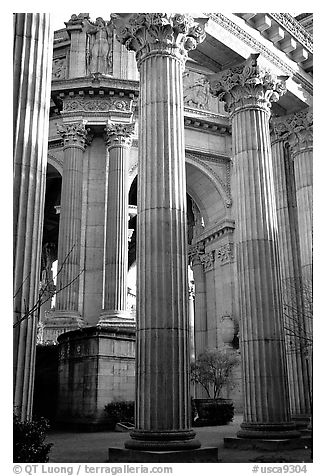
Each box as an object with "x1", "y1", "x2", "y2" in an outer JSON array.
[
  {"x1": 54, "y1": 122, "x2": 92, "y2": 324},
  {"x1": 270, "y1": 130, "x2": 311, "y2": 422},
  {"x1": 99, "y1": 122, "x2": 135, "y2": 326},
  {"x1": 210, "y1": 54, "x2": 299, "y2": 439},
  {"x1": 115, "y1": 13, "x2": 205, "y2": 450},
  {"x1": 288, "y1": 110, "x2": 313, "y2": 282},
  {"x1": 13, "y1": 13, "x2": 53, "y2": 420}
]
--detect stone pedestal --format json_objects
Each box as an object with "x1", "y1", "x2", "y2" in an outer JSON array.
[
  {"x1": 108, "y1": 447, "x2": 219, "y2": 463},
  {"x1": 99, "y1": 121, "x2": 135, "y2": 328},
  {"x1": 56, "y1": 326, "x2": 135, "y2": 430},
  {"x1": 115, "y1": 14, "x2": 206, "y2": 451},
  {"x1": 210, "y1": 54, "x2": 299, "y2": 439},
  {"x1": 13, "y1": 13, "x2": 53, "y2": 420},
  {"x1": 50, "y1": 122, "x2": 92, "y2": 335},
  {"x1": 270, "y1": 128, "x2": 311, "y2": 423}
]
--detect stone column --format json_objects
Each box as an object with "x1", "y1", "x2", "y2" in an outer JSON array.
[
  {"x1": 13, "y1": 13, "x2": 53, "y2": 420},
  {"x1": 189, "y1": 244, "x2": 208, "y2": 357},
  {"x1": 115, "y1": 13, "x2": 205, "y2": 450},
  {"x1": 278, "y1": 110, "x2": 313, "y2": 282},
  {"x1": 272, "y1": 115, "x2": 312, "y2": 422},
  {"x1": 188, "y1": 281, "x2": 196, "y2": 362},
  {"x1": 99, "y1": 121, "x2": 135, "y2": 326},
  {"x1": 210, "y1": 53, "x2": 299, "y2": 439},
  {"x1": 54, "y1": 122, "x2": 92, "y2": 328}
]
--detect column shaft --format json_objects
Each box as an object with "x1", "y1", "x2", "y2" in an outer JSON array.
[
  {"x1": 54, "y1": 122, "x2": 91, "y2": 326},
  {"x1": 293, "y1": 148, "x2": 313, "y2": 281},
  {"x1": 209, "y1": 54, "x2": 299, "y2": 439},
  {"x1": 135, "y1": 52, "x2": 192, "y2": 438},
  {"x1": 234, "y1": 108, "x2": 292, "y2": 430},
  {"x1": 13, "y1": 13, "x2": 53, "y2": 420},
  {"x1": 271, "y1": 139, "x2": 311, "y2": 420},
  {"x1": 115, "y1": 12, "x2": 206, "y2": 451},
  {"x1": 100, "y1": 123, "x2": 135, "y2": 324}
]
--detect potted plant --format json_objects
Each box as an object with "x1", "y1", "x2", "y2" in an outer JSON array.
[{"x1": 190, "y1": 348, "x2": 239, "y2": 426}]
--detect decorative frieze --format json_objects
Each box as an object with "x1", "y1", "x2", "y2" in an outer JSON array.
[
  {"x1": 63, "y1": 97, "x2": 132, "y2": 113},
  {"x1": 216, "y1": 243, "x2": 234, "y2": 264}
]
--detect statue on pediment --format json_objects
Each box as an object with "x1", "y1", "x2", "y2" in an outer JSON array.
[{"x1": 86, "y1": 17, "x2": 113, "y2": 75}]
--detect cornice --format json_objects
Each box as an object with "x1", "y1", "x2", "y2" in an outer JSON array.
[
  {"x1": 206, "y1": 13, "x2": 313, "y2": 96},
  {"x1": 269, "y1": 14, "x2": 312, "y2": 53}
]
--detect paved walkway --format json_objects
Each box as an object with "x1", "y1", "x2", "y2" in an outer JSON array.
[{"x1": 47, "y1": 415, "x2": 312, "y2": 463}]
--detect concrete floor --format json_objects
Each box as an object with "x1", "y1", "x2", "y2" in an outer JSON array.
[{"x1": 46, "y1": 415, "x2": 312, "y2": 463}]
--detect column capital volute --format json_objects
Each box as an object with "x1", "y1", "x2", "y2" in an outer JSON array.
[
  {"x1": 113, "y1": 13, "x2": 206, "y2": 69},
  {"x1": 270, "y1": 108, "x2": 313, "y2": 155},
  {"x1": 209, "y1": 53, "x2": 288, "y2": 116},
  {"x1": 57, "y1": 121, "x2": 93, "y2": 151},
  {"x1": 104, "y1": 121, "x2": 135, "y2": 149}
]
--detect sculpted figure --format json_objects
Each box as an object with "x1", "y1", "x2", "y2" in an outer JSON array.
[{"x1": 86, "y1": 17, "x2": 113, "y2": 75}]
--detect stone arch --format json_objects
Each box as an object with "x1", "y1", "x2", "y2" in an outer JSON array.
[
  {"x1": 185, "y1": 157, "x2": 230, "y2": 228},
  {"x1": 47, "y1": 152, "x2": 63, "y2": 175}
]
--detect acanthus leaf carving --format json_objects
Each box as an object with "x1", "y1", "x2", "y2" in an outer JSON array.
[
  {"x1": 114, "y1": 13, "x2": 206, "y2": 67},
  {"x1": 270, "y1": 108, "x2": 313, "y2": 155},
  {"x1": 209, "y1": 53, "x2": 288, "y2": 114}
]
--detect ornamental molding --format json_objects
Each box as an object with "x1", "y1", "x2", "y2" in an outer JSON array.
[
  {"x1": 105, "y1": 122, "x2": 135, "y2": 149},
  {"x1": 199, "y1": 250, "x2": 215, "y2": 272},
  {"x1": 206, "y1": 13, "x2": 313, "y2": 96},
  {"x1": 216, "y1": 242, "x2": 234, "y2": 265},
  {"x1": 114, "y1": 13, "x2": 206, "y2": 67},
  {"x1": 269, "y1": 14, "x2": 313, "y2": 53},
  {"x1": 62, "y1": 96, "x2": 133, "y2": 114},
  {"x1": 209, "y1": 53, "x2": 288, "y2": 115},
  {"x1": 189, "y1": 219, "x2": 235, "y2": 260},
  {"x1": 57, "y1": 121, "x2": 93, "y2": 150}
]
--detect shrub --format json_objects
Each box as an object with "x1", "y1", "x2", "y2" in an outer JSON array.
[
  {"x1": 104, "y1": 401, "x2": 135, "y2": 429},
  {"x1": 193, "y1": 399, "x2": 234, "y2": 426},
  {"x1": 13, "y1": 414, "x2": 53, "y2": 462}
]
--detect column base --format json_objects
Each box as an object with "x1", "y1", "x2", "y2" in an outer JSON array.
[
  {"x1": 291, "y1": 414, "x2": 311, "y2": 429},
  {"x1": 224, "y1": 436, "x2": 311, "y2": 451},
  {"x1": 237, "y1": 422, "x2": 301, "y2": 439},
  {"x1": 42, "y1": 311, "x2": 85, "y2": 344},
  {"x1": 98, "y1": 310, "x2": 135, "y2": 329},
  {"x1": 124, "y1": 429, "x2": 201, "y2": 452},
  {"x1": 108, "y1": 447, "x2": 218, "y2": 463}
]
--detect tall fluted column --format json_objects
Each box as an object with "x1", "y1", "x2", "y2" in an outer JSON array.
[
  {"x1": 270, "y1": 129, "x2": 311, "y2": 422},
  {"x1": 99, "y1": 122, "x2": 135, "y2": 326},
  {"x1": 54, "y1": 122, "x2": 92, "y2": 325},
  {"x1": 288, "y1": 110, "x2": 313, "y2": 282},
  {"x1": 115, "y1": 13, "x2": 205, "y2": 450},
  {"x1": 13, "y1": 13, "x2": 53, "y2": 420},
  {"x1": 210, "y1": 54, "x2": 299, "y2": 439}
]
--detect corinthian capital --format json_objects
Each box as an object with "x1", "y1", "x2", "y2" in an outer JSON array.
[
  {"x1": 104, "y1": 121, "x2": 135, "y2": 149},
  {"x1": 57, "y1": 121, "x2": 93, "y2": 150},
  {"x1": 209, "y1": 53, "x2": 288, "y2": 115},
  {"x1": 270, "y1": 108, "x2": 313, "y2": 154},
  {"x1": 113, "y1": 13, "x2": 206, "y2": 67}
]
